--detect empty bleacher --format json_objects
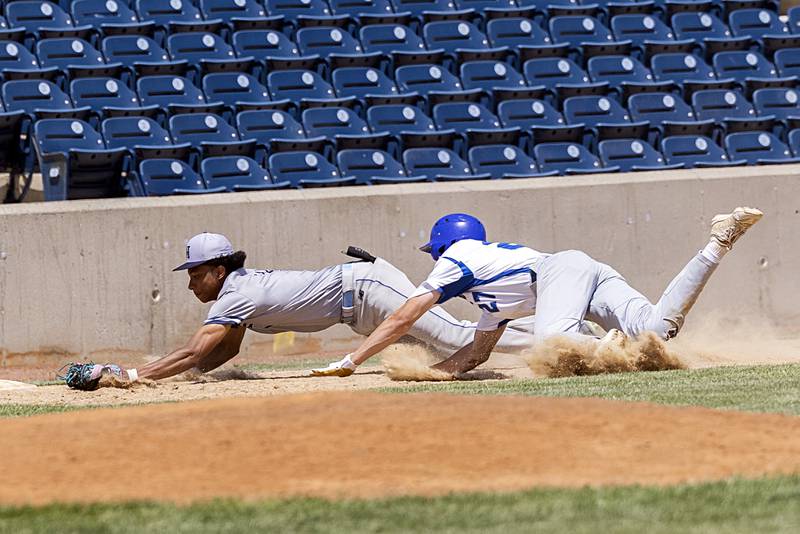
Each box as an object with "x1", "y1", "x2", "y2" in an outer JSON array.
[{"x1": 0, "y1": 0, "x2": 798, "y2": 200}]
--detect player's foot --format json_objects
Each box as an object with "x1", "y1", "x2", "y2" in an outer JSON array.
[
  {"x1": 710, "y1": 207, "x2": 763, "y2": 250},
  {"x1": 595, "y1": 328, "x2": 630, "y2": 353}
]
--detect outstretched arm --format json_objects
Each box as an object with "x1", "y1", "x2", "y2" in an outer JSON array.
[
  {"x1": 349, "y1": 290, "x2": 440, "y2": 365},
  {"x1": 137, "y1": 324, "x2": 244, "y2": 380},
  {"x1": 431, "y1": 325, "x2": 506, "y2": 375}
]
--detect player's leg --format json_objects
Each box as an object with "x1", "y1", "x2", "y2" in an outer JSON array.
[
  {"x1": 353, "y1": 258, "x2": 536, "y2": 353},
  {"x1": 587, "y1": 207, "x2": 763, "y2": 339}
]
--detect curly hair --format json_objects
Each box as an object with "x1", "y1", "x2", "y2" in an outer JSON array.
[{"x1": 205, "y1": 250, "x2": 247, "y2": 276}]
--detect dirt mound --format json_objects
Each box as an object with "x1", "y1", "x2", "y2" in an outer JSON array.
[{"x1": 2, "y1": 392, "x2": 800, "y2": 506}]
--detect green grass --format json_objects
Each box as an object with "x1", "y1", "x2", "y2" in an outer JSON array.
[
  {"x1": 0, "y1": 404, "x2": 85, "y2": 418},
  {"x1": 2, "y1": 476, "x2": 799, "y2": 533},
  {"x1": 383, "y1": 363, "x2": 800, "y2": 415}
]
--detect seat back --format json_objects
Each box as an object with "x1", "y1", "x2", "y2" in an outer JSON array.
[
  {"x1": 70, "y1": 77, "x2": 142, "y2": 111},
  {"x1": 37, "y1": 38, "x2": 105, "y2": 70},
  {"x1": 628, "y1": 92, "x2": 696, "y2": 123},
  {"x1": 534, "y1": 142, "x2": 604, "y2": 174},
  {"x1": 267, "y1": 69, "x2": 335, "y2": 101},
  {"x1": 395, "y1": 64, "x2": 463, "y2": 93},
  {"x1": 167, "y1": 32, "x2": 236, "y2": 65},
  {"x1": 661, "y1": 135, "x2": 733, "y2": 168},
  {"x1": 302, "y1": 106, "x2": 370, "y2": 139},
  {"x1": 712, "y1": 51, "x2": 777, "y2": 83},
  {"x1": 486, "y1": 18, "x2": 552, "y2": 49},
  {"x1": 169, "y1": 113, "x2": 239, "y2": 147},
  {"x1": 403, "y1": 147, "x2": 473, "y2": 180},
  {"x1": 236, "y1": 109, "x2": 306, "y2": 145},
  {"x1": 102, "y1": 116, "x2": 173, "y2": 149},
  {"x1": 2, "y1": 79, "x2": 73, "y2": 115},
  {"x1": 330, "y1": 0, "x2": 393, "y2": 17},
  {"x1": 0, "y1": 40, "x2": 41, "y2": 71},
  {"x1": 497, "y1": 98, "x2": 565, "y2": 128},
  {"x1": 651, "y1": 53, "x2": 716, "y2": 85},
  {"x1": 774, "y1": 47, "x2": 800, "y2": 78},
  {"x1": 232, "y1": 29, "x2": 299, "y2": 60},
  {"x1": 102, "y1": 35, "x2": 170, "y2": 68},
  {"x1": 468, "y1": 144, "x2": 538, "y2": 179},
  {"x1": 523, "y1": 57, "x2": 591, "y2": 90},
  {"x1": 752, "y1": 87, "x2": 800, "y2": 120},
  {"x1": 199, "y1": 0, "x2": 266, "y2": 23},
  {"x1": 332, "y1": 67, "x2": 398, "y2": 99},
  {"x1": 296, "y1": 27, "x2": 363, "y2": 57},
  {"x1": 201, "y1": 155, "x2": 274, "y2": 190},
  {"x1": 433, "y1": 102, "x2": 501, "y2": 133},
  {"x1": 692, "y1": 89, "x2": 754, "y2": 121},
  {"x1": 724, "y1": 131, "x2": 793, "y2": 164},
  {"x1": 671, "y1": 12, "x2": 731, "y2": 42},
  {"x1": 587, "y1": 55, "x2": 653, "y2": 87},
  {"x1": 359, "y1": 24, "x2": 426, "y2": 55},
  {"x1": 202, "y1": 72, "x2": 270, "y2": 107},
  {"x1": 35, "y1": 118, "x2": 104, "y2": 154},
  {"x1": 367, "y1": 104, "x2": 435, "y2": 136},
  {"x1": 137, "y1": 75, "x2": 206, "y2": 107},
  {"x1": 263, "y1": 0, "x2": 331, "y2": 17},
  {"x1": 459, "y1": 60, "x2": 526, "y2": 92},
  {"x1": 729, "y1": 8, "x2": 788, "y2": 40},
  {"x1": 138, "y1": 158, "x2": 207, "y2": 196},
  {"x1": 423, "y1": 21, "x2": 489, "y2": 55},
  {"x1": 549, "y1": 16, "x2": 614, "y2": 48},
  {"x1": 336, "y1": 148, "x2": 406, "y2": 184},
  {"x1": 72, "y1": 0, "x2": 139, "y2": 26},
  {"x1": 392, "y1": 0, "x2": 455, "y2": 17},
  {"x1": 6, "y1": 2, "x2": 74, "y2": 32},
  {"x1": 598, "y1": 138, "x2": 666, "y2": 171},
  {"x1": 267, "y1": 151, "x2": 341, "y2": 186},
  {"x1": 611, "y1": 14, "x2": 675, "y2": 48},
  {"x1": 135, "y1": 0, "x2": 202, "y2": 26},
  {"x1": 563, "y1": 95, "x2": 630, "y2": 127}
]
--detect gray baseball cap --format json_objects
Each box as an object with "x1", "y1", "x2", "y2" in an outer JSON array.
[{"x1": 173, "y1": 233, "x2": 234, "y2": 271}]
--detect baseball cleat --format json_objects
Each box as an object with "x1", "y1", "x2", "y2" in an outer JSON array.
[{"x1": 710, "y1": 207, "x2": 763, "y2": 250}]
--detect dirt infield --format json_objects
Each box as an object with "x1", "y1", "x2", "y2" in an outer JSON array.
[{"x1": 2, "y1": 391, "x2": 800, "y2": 505}]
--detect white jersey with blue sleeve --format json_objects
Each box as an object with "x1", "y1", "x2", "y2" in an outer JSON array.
[{"x1": 411, "y1": 240, "x2": 549, "y2": 331}]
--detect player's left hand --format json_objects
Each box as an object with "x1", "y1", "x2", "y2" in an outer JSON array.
[
  {"x1": 310, "y1": 355, "x2": 357, "y2": 377},
  {"x1": 60, "y1": 363, "x2": 129, "y2": 390}
]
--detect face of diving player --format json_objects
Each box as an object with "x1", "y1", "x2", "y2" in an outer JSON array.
[{"x1": 187, "y1": 264, "x2": 226, "y2": 303}]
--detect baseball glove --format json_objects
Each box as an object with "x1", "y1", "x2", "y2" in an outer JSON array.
[{"x1": 60, "y1": 363, "x2": 125, "y2": 391}]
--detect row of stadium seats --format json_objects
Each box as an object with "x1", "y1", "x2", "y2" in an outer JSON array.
[{"x1": 28, "y1": 116, "x2": 800, "y2": 199}]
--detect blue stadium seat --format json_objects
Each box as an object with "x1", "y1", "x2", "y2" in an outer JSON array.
[
  {"x1": 670, "y1": 12, "x2": 744, "y2": 56},
  {"x1": 332, "y1": 67, "x2": 399, "y2": 100},
  {"x1": 101, "y1": 116, "x2": 176, "y2": 151},
  {"x1": 728, "y1": 8, "x2": 788, "y2": 42},
  {"x1": 563, "y1": 95, "x2": 631, "y2": 128},
  {"x1": 391, "y1": 0, "x2": 456, "y2": 19},
  {"x1": 724, "y1": 130, "x2": 799, "y2": 164},
  {"x1": 0, "y1": 40, "x2": 46, "y2": 77},
  {"x1": 166, "y1": 32, "x2": 245, "y2": 74},
  {"x1": 455, "y1": 0, "x2": 516, "y2": 10},
  {"x1": 359, "y1": 24, "x2": 427, "y2": 59},
  {"x1": 661, "y1": 134, "x2": 743, "y2": 167},
  {"x1": 202, "y1": 72, "x2": 271, "y2": 110},
  {"x1": 236, "y1": 109, "x2": 308, "y2": 149},
  {"x1": 432, "y1": 101, "x2": 502, "y2": 133},
  {"x1": 135, "y1": 0, "x2": 203, "y2": 28},
  {"x1": 367, "y1": 104, "x2": 436, "y2": 137},
  {"x1": 752, "y1": 87, "x2": 800, "y2": 122},
  {"x1": 198, "y1": 0, "x2": 267, "y2": 25},
  {"x1": 692, "y1": 89, "x2": 755, "y2": 122},
  {"x1": 330, "y1": 0, "x2": 394, "y2": 17},
  {"x1": 201, "y1": 155, "x2": 290, "y2": 191},
  {"x1": 70, "y1": 77, "x2": 155, "y2": 119},
  {"x1": 6, "y1": 2, "x2": 85, "y2": 40},
  {"x1": 232, "y1": 29, "x2": 299, "y2": 67},
  {"x1": 497, "y1": 98, "x2": 565, "y2": 129},
  {"x1": 534, "y1": 142, "x2": 614, "y2": 175},
  {"x1": 337, "y1": 148, "x2": 422, "y2": 184},
  {"x1": 628, "y1": 92, "x2": 698, "y2": 124},
  {"x1": 2, "y1": 79, "x2": 76, "y2": 117},
  {"x1": 32, "y1": 118, "x2": 130, "y2": 200},
  {"x1": 402, "y1": 147, "x2": 483, "y2": 181},
  {"x1": 713, "y1": 50, "x2": 778, "y2": 86},
  {"x1": 169, "y1": 112, "x2": 254, "y2": 157},
  {"x1": 597, "y1": 138, "x2": 680, "y2": 171},
  {"x1": 650, "y1": 52, "x2": 716, "y2": 86},
  {"x1": 266, "y1": 69, "x2": 338, "y2": 105},
  {"x1": 296, "y1": 26, "x2": 363, "y2": 58},
  {"x1": 71, "y1": 0, "x2": 140, "y2": 28},
  {"x1": 788, "y1": 127, "x2": 800, "y2": 155},
  {"x1": 774, "y1": 47, "x2": 800, "y2": 78},
  {"x1": 459, "y1": 60, "x2": 527, "y2": 95},
  {"x1": 485, "y1": 18, "x2": 553, "y2": 52},
  {"x1": 136, "y1": 158, "x2": 220, "y2": 196},
  {"x1": 586, "y1": 55, "x2": 659, "y2": 95},
  {"x1": 790, "y1": 5, "x2": 800, "y2": 34},
  {"x1": 101, "y1": 35, "x2": 182, "y2": 78},
  {"x1": 267, "y1": 151, "x2": 353, "y2": 187},
  {"x1": 302, "y1": 105, "x2": 370, "y2": 139},
  {"x1": 423, "y1": 21, "x2": 493, "y2": 59},
  {"x1": 395, "y1": 64, "x2": 464, "y2": 95},
  {"x1": 523, "y1": 57, "x2": 595, "y2": 95},
  {"x1": 468, "y1": 144, "x2": 552, "y2": 179},
  {"x1": 264, "y1": 0, "x2": 331, "y2": 18},
  {"x1": 610, "y1": 14, "x2": 675, "y2": 49},
  {"x1": 137, "y1": 75, "x2": 218, "y2": 114},
  {"x1": 548, "y1": 16, "x2": 615, "y2": 49},
  {"x1": 36, "y1": 38, "x2": 118, "y2": 79}
]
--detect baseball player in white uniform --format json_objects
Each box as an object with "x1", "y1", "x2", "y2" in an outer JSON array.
[
  {"x1": 97, "y1": 232, "x2": 547, "y2": 383},
  {"x1": 312, "y1": 207, "x2": 763, "y2": 377}
]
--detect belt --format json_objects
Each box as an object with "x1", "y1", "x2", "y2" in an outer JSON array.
[{"x1": 341, "y1": 263, "x2": 355, "y2": 324}]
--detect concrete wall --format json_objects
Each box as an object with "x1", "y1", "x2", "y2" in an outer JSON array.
[{"x1": 0, "y1": 165, "x2": 798, "y2": 364}]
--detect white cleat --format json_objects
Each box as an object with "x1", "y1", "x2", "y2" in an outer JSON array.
[
  {"x1": 710, "y1": 207, "x2": 763, "y2": 250},
  {"x1": 596, "y1": 328, "x2": 630, "y2": 353}
]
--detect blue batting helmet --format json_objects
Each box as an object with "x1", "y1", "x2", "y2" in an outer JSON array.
[{"x1": 419, "y1": 213, "x2": 486, "y2": 260}]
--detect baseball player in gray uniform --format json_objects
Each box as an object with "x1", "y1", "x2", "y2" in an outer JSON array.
[
  {"x1": 312, "y1": 207, "x2": 763, "y2": 378},
  {"x1": 104, "y1": 232, "x2": 543, "y2": 383}
]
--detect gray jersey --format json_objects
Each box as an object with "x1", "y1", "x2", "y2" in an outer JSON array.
[{"x1": 205, "y1": 267, "x2": 343, "y2": 334}]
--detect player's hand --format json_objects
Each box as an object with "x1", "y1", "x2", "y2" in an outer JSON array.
[{"x1": 311, "y1": 355, "x2": 357, "y2": 377}]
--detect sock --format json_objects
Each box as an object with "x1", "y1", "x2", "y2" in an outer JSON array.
[{"x1": 700, "y1": 240, "x2": 727, "y2": 264}]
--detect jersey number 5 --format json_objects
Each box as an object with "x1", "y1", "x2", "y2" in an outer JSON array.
[{"x1": 472, "y1": 292, "x2": 499, "y2": 313}]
